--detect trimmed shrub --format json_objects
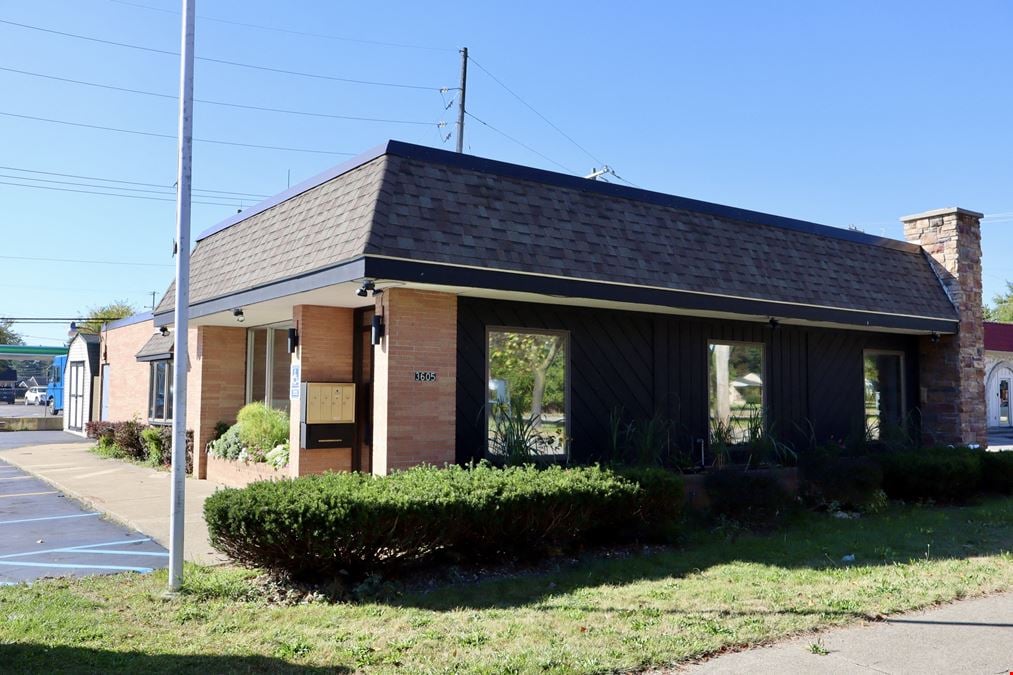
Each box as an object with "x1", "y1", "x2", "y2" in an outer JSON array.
[
  {"x1": 878, "y1": 447, "x2": 983, "y2": 502},
  {"x1": 113, "y1": 420, "x2": 146, "y2": 460},
  {"x1": 235, "y1": 403, "x2": 289, "y2": 452},
  {"x1": 704, "y1": 469, "x2": 794, "y2": 526},
  {"x1": 616, "y1": 466, "x2": 686, "y2": 542},
  {"x1": 141, "y1": 427, "x2": 165, "y2": 466},
  {"x1": 981, "y1": 451, "x2": 1013, "y2": 495},
  {"x1": 801, "y1": 452, "x2": 884, "y2": 512},
  {"x1": 204, "y1": 463, "x2": 684, "y2": 580}
]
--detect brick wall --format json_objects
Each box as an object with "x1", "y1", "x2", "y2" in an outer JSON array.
[
  {"x1": 373, "y1": 288, "x2": 457, "y2": 474},
  {"x1": 101, "y1": 319, "x2": 156, "y2": 421},
  {"x1": 288, "y1": 305, "x2": 354, "y2": 477},
  {"x1": 191, "y1": 326, "x2": 247, "y2": 479},
  {"x1": 903, "y1": 207, "x2": 986, "y2": 446}
]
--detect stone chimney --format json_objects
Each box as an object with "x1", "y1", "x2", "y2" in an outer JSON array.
[{"x1": 901, "y1": 207, "x2": 985, "y2": 446}]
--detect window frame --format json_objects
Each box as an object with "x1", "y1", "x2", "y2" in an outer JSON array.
[
  {"x1": 148, "y1": 359, "x2": 173, "y2": 426},
  {"x1": 862, "y1": 348, "x2": 906, "y2": 437},
  {"x1": 484, "y1": 325, "x2": 572, "y2": 461},
  {"x1": 245, "y1": 324, "x2": 292, "y2": 410},
  {"x1": 707, "y1": 339, "x2": 768, "y2": 444}
]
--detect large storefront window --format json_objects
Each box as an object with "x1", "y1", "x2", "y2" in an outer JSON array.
[
  {"x1": 149, "y1": 360, "x2": 173, "y2": 424},
  {"x1": 246, "y1": 327, "x2": 291, "y2": 413},
  {"x1": 487, "y1": 328, "x2": 568, "y2": 460},
  {"x1": 709, "y1": 342, "x2": 764, "y2": 444},
  {"x1": 864, "y1": 351, "x2": 904, "y2": 440}
]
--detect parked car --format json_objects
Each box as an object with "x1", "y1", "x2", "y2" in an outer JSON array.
[
  {"x1": 24, "y1": 386, "x2": 47, "y2": 405},
  {"x1": 0, "y1": 386, "x2": 14, "y2": 404}
]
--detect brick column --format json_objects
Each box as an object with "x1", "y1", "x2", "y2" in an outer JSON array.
[
  {"x1": 189, "y1": 326, "x2": 246, "y2": 479},
  {"x1": 288, "y1": 305, "x2": 354, "y2": 477},
  {"x1": 902, "y1": 207, "x2": 985, "y2": 446},
  {"x1": 372, "y1": 288, "x2": 457, "y2": 475}
]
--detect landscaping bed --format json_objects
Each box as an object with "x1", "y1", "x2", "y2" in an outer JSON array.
[{"x1": 2, "y1": 496, "x2": 1012, "y2": 673}]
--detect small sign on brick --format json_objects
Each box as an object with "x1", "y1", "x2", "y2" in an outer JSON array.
[{"x1": 413, "y1": 371, "x2": 437, "y2": 383}]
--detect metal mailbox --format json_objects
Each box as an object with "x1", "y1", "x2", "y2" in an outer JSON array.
[{"x1": 300, "y1": 382, "x2": 355, "y2": 449}]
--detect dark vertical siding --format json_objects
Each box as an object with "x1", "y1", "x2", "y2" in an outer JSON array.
[{"x1": 456, "y1": 297, "x2": 920, "y2": 464}]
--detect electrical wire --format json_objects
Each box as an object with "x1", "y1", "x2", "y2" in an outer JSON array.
[
  {"x1": 0, "y1": 164, "x2": 267, "y2": 199},
  {"x1": 0, "y1": 179, "x2": 246, "y2": 207},
  {"x1": 0, "y1": 19, "x2": 443, "y2": 91},
  {"x1": 464, "y1": 111, "x2": 575, "y2": 174},
  {"x1": 467, "y1": 55, "x2": 605, "y2": 167},
  {"x1": 0, "y1": 256, "x2": 171, "y2": 268},
  {"x1": 0, "y1": 66, "x2": 442, "y2": 127},
  {"x1": 108, "y1": 0, "x2": 454, "y2": 53},
  {"x1": 0, "y1": 110, "x2": 354, "y2": 156},
  {"x1": 0, "y1": 173, "x2": 250, "y2": 201}
]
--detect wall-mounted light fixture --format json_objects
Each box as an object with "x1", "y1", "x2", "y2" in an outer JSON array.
[
  {"x1": 356, "y1": 280, "x2": 376, "y2": 298},
  {"x1": 768, "y1": 317, "x2": 780, "y2": 330},
  {"x1": 371, "y1": 314, "x2": 385, "y2": 346},
  {"x1": 233, "y1": 308, "x2": 245, "y2": 323},
  {"x1": 159, "y1": 326, "x2": 169, "y2": 337},
  {"x1": 930, "y1": 331, "x2": 940, "y2": 343},
  {"x1": 287, "y1": 327, "x2": 299, "y2": 353}
]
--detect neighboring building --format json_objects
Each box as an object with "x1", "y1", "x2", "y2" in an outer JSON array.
[
  {"x1": 64, "y1": 333, "x2": 100, "y2": 435},
  {"x1": 985, "y1": 321, "x2": 1013, "y2": 428},
  {"x1": 101, "y1": 140, "x2": 986, "y2": 480}
]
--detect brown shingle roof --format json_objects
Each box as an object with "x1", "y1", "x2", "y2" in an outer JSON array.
[{"x1": 156, "y1": 141, "x2": 956, "y2": 324}]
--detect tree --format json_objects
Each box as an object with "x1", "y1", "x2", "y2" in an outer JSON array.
[
  {"x1": 986, "y1": 281, "x2": 1013, "y2": 322},
  {"x1": 76, "y1": 301, "x2": 137, "y2": 335},
  {"x1": 0, "y1": 318, "x2": 24, "y2": 374},
  {"x1": 488, "y1": 332, "x2": 565, "y2": 420}
]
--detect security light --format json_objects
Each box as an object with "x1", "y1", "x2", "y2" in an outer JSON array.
[
  {"x1": 356, "y1": 280, "x2": 376, "y2": 298},
  {"x1": 159, "y1": 326, "x2": 169, "y2": 337},
  {"x1": 233, "y1": 308, "x2": 245, "y2": 323}
]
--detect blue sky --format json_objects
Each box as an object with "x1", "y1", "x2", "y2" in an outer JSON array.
[{"x1": 2, "y1": 0, "x2": 1011, "y2": 345}]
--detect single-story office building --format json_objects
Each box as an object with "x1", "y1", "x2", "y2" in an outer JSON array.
[{"x1": 104, "y1": 141, "x2": 985, "y2": 481}]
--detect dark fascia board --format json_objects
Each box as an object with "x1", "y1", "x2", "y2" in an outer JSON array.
[
  {"x1": 364, "y1": 257, "x2": 958, "y2": 334},
  {"x1": 153, "y1": 257, "x2": 367, "y2": 326},
  {"x1": 136, "y1": 351, "x2": 172, "y2": 363},
  {"x1": 195, "y1": 139, "x2": 920, "y2": 254}
]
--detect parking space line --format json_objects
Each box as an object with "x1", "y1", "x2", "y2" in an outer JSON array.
[
  {"x1": 0, "y1": 476, "x2": 32, "y2": 481},
  {"x1": 0, "y1": 491, "x2": 58, "y2": 498},
  {"x1": 0, "y1": 538, "x2": 154, "y2": 560},
  {"x1": 30, "y1": 466, "x2": 88, "y2": 473},
  {"x1": 0, "y1": 513, "x2": 101, "y2": 526},
  {"x1": 74, "y1": 468, "x2": 122, "y2": 480},
  {"x1": 50, "y1": 549, "x2": 169, "y2": 557},
  {"x1": 0, "y1": 561, "x2": 154, "y2": 573}
]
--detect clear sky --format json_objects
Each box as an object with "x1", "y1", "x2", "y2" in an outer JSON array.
[{"x1": 2, "y1": 0, "x2": 1011, "y2": 345}]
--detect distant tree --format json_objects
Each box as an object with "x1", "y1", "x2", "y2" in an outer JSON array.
[
  {"x1": 76, "y1": 301, "x2": 137, "y2": 335},
  {"x1": 0, "y1": 318, "x2": 24, "y2": 373},
  {"x1": 986, "y1": 282, "x2": 1013, "y2": 323}
]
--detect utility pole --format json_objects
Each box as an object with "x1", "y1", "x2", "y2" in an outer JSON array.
[
  {"x1": 150, "y1": 291, "x2": 156, "y2": 311},
  {"x1": 456, "y1": 47, "x2": 468, "y2": 153},
  {"x1": 167, "y1": 0, "x2": 195, "y2": 595}
]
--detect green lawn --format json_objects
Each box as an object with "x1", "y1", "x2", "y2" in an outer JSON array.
[{"x1": 2, "y1": 498, "x2": 1012, "y2": 674}]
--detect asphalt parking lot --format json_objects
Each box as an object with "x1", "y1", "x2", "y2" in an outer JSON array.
[
  {"x1": 0, "y1": 402, "x2": 57, "y2": 419},
  {"x1": 0, "y1": 458, "x2": 167, "y2": 584}
]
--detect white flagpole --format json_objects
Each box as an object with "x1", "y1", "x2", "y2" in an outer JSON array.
[{"x1": 168, "y1": 0, "x2": 195, "y2": 594}]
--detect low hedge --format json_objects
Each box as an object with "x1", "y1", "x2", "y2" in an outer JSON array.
[
  {"x1": 85, "y1": 420, "x2": 193, "y2": 474},
  {"x1": 704, "y1": 469, "x2": 794, "y2": 525},
  {"x1": 800, "y1": 451, "x2": 884, "y2": 512},
  {"x1": 981, "y1": 450, "x2": 1013, "y2": 495},
  {"x1": 204, "y1": 464, "x2": 683, "y2": 580},
  {"x1": 878, "y1": 447, "x2": 983, "y2": 502}
]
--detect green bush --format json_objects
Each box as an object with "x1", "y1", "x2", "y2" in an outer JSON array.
[
  {"x1": 616, "y1": 466, "x2": 686, "y2": 542},
  {"x1": 209, "y1": 426, "x2": 244, "y2": 461},
  {"x1": 800, "y1": 450, "x2": 884, "y2": 511},
  {"x1": 141, "y1": 427, "x2": 165, "y2": 466},
  {"x1": 704, "y1": 469, "x2": 794, "y2": 526},
  {"x1": 113, "y1": 420, "x2": 146, "y2": 460},
  {"x1": 981, "y1": 451, "x2": 1013, "y2": 495},
  {"x1": 236, "y1": 403, "x2": 289, "y2": 452},
  {"x1": 204, "y1": 463, "x2": 684, "y2": 580},
  {"x1": 879, "y1": 447, "x2": 983, "y2": 502}
]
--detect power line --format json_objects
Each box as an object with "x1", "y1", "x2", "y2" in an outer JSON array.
[
  {"x1": 108, "y1": 0, "x2": 454, "y2": 53},
  {"x1": 465, "y1": 111, "x2": 575, "y2": 174},
  {"x1": 0, "y1": 255, "x2": 171, "y2": 268},
  {"x1": 0, "y1": 18, "x2": 442, "y2": 91},
  {"x1": 0, "y1": 110, "x2": 354, "y2": 156},
  {"x1": 468, "y1": 55, "x2": 605, "y2": 167},
  {"x1": 0, "y1": 66, "x2": 442, "y2": 127},
  {"x1": 0, "y1": 179, "x2": 245, "y2": 207},
  {"x1": 0, "y1": 172, "x2": 249, "y2": 201},
  {"x1": 0, "y1": 164, "x2": 267, "y2": 199}
]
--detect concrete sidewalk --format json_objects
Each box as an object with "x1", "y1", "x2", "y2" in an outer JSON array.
[
  {"x1": 682, "y1": 592, "x2": 1013, "y2": 674},
  {"x1": 0, "y1": 436, "x2": 225, "y2": 564}
]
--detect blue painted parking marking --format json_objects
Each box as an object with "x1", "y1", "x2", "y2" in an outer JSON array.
[
  {"x1": 0, "y1": 561, "x2": 154, "y2": 573},
  {"x1": 0, "y1": 512, "x2": 101, "y2": 525},
  {"x1": 0, "y1": 538, "x2": 154, "y2": 560}
]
